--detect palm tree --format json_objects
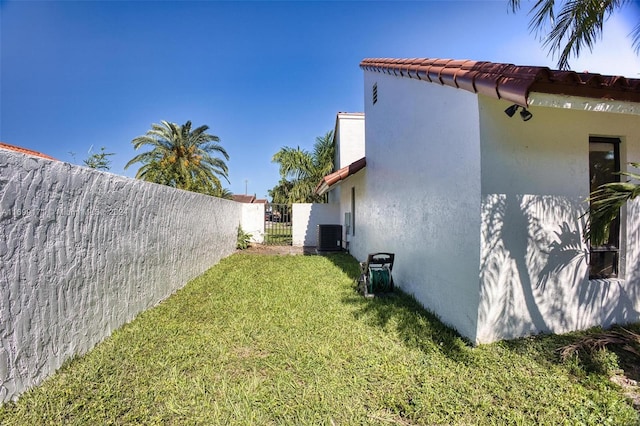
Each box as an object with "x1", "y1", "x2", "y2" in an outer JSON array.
[
  {"x1": 509, "y1": 0, "x2": 640, "y2": 70},
  {"x1": 585, "y1": 163, "x2": 640, "y2": 245},
  {"x1": 268, "y1": 179, "x2": 294, "y2": 205},
  {"x1": 125, "y1": 120, "x2": 229, "y2": 196},
  {"x1": 210, "y1": 186, "x2": 235, "y2": 200},
  {"x1": 271, "y1": 130, "x2": 334, "y2": 204}
]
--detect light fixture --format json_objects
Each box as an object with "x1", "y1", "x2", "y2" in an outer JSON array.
[
  {"x1": 504, "y1": 104, "x2": 519, "y2": 117},
  {"x1": 504, "y1": 104, "x2": 533, "y2": 121},
  {"x1": 520, "y1": 108, "x2": 533, "y2": 121}
]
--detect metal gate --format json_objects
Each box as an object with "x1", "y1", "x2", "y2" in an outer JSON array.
[{"x1": 264, "y1": 203, "x2": 292, "y2": 245}]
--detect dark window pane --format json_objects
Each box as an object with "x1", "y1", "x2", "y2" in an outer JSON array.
[{"x1": 588, "y1": 137, "x2": 621, "y2": 279}]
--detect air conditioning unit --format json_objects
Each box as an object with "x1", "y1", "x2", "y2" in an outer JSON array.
[{"x1": 317, "y1": 224, "x2": 342, "y2": 252}]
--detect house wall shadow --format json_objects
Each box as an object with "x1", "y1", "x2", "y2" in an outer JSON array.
[{"x1": 325, "y1": 252, "x2": 472, "y2": 363}]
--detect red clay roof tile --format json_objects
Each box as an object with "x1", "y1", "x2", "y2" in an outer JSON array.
[
  {"x1": 0, "y1": 142, "x2": 57, "y2": 161},
  {"x1": 315, "y1": 157, "x2": 366, "y2": 196},
  {"x1": 360, "y1": 58, "x2": 640, "y2": 106},
  {"x1": 232, "y1": 194, "x2": 257, "y2": 203}
]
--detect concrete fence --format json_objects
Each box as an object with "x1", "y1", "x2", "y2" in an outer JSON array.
[
  {"x1": 0, "y1": 151, "x2": 241, "y2": 402},
  {"x1": 241, "y1": 202, "x2": 265, "y2": 244},
  {"x1": 292, "y1": 203, "x2": 340, "y2": 247}
]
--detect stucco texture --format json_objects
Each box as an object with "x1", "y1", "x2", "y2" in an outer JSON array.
[
  {"x1": 477, "y1": 96, "x2": 640, "y2": 342},
  {"x1": 359, "y1": 72, "x2": 482, "y2": 341},
  {"x1": 359, "y1": 70, "x2": 640, "y2": 344},
  {"x1": 0, "y1": 151, "x2": 240, "y2": 402}
]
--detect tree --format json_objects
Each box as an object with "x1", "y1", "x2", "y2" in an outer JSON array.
[
  {"x1": 509, "y1": 0, "x2": 640, "y2": 70},
  {"x1": 585, "y1": 163, "x2": 640, "y2": 245},
  {"x1": 268, "y1": 179, "x2": 294, "y2": 204},
  {"x1": 125, "y1": 120, "x2": 230, "y2": 197},
  {"x1": 83, "y1": 146, "x2": 114, "y2": 171},
  {"x1": 270, "y1": 130, "x2": 334, "y2": 204},
  {"x1": 507, "y1": 1, "x2": 640, "y2": 241},
  {"x1": 210, "y1": 186, "x2": 235, "y2": 200}
]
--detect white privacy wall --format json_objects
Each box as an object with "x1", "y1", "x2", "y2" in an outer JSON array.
[
  {"x1": 292, "y1": 203, "x2": 340, "y2": 247},
  {"x1": 0, "y1": 151, "x2": 240, "y2": 402},
  {"x1": 477, "y1": 96, "x2": 640, "y2": 343},
  {"x1": 360, "y1": 71, "x2": 482, "y2": 340},
  {"x1": 241, "y1": 203, "x2": 265, "y2": 243}
]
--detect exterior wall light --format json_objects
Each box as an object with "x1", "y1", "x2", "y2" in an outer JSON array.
[
  {"x1": 504, "y1": 104, "x2": 519, "y2": 117},
  {"x1": 504, "y1": 104, "x2": 533, "y2": 121},
  {"x1": 520, "y1": 108, "x2": 533, "y2": 121}
]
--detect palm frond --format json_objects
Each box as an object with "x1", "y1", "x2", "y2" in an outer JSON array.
[
  {"x1": 632, "y1": 21, "x2": 640, "y2": 52},
  {"x1": 508, "y1": 0, "x2": 522, "y2": 13},
  {"x1": 584, "y1": 162, "x2": 640, "y2": 245},
  {"x1": 270, "y1": 130, "x2": 335, "y2": 203},
  {"x1": 514, "y1": 0, "x2": 633, "y2": 70},
  {"x1": 126, "y1": 120, "x2": 229, "y2": 194}
]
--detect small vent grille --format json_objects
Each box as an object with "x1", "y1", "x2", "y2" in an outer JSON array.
[{"x1": 372, "y1": 83, "x2": 378, "y2": 105}]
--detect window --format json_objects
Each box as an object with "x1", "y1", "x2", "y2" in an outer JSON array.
[
  {"x1": 372, "y1": 83, "x2": 378, "y2": 105},
  {"x1": 589, "y1": 137, "x2": 621, "y2": 279},
  {"x1": 351, "y1": 187, "x2": 356, "y2": 236}
]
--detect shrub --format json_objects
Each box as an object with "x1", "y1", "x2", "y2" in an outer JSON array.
[{"x1": 236, "y1": 225, "x2": 252, "y2": 249}]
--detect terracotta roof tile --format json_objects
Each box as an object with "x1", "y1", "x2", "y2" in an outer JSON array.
[
  {"x1": 360, "y1": 58, "x2": 640, "y2": 106},
  {"x1": 0, "y1": 142, "x2": 57, "y2": 161},
  {"x1": 315, "y1": 157, "x2": 366, "y2": 196},
  {"x1": 232, "y1": 194, "x2": 256, "y2": 203}
]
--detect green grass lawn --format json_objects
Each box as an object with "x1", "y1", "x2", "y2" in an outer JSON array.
[
  {"x1": 1, "y1": 253, "x2": 638, "y2": 425},
  {"x1": 264, "y1": 223, "x2": 292, "y2": 245}
]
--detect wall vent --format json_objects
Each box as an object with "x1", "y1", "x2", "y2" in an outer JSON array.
[
  {"x1": 372, "y1": 83, "x2": 378, "y2": 105},
  {"x1": 317, "y1": 224, "x2": 342, "y2": 252}
]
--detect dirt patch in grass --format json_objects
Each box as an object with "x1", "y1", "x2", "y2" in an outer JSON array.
[
  {"x1": 611, "y1": 374, "x2": 640, "y2": 410},
  {"x1": 238, "y1": 244, "x2": 316, "y2": 255}
]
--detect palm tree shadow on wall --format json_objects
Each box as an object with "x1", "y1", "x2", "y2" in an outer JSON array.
[
  {"x1": 480, "y1": 194, "x2": 586, "y2": 337},
  {"x1": 582, "y1": 200, "x2": 640, "y2": 327},
  {"x1": 499, "y1": 194, "x2": 554, "y2": 333},
  {"x1": 536, "y1": 221, "x2": 586, "y2": 293},
  {"x1": 481, "y1": 194, "x2": 639, "y2": 339}
]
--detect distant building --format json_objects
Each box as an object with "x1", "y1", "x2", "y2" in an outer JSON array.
[
  {"x1": 232, "y1": 194, "x2": 267, "y2": 204},
  {"x1": 0, "y1": 142, "x2": 57, "y2": 161}
]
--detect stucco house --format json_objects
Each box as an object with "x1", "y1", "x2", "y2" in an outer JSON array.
[
  {"x1": 232, "y1": 194, "x2": 267, "y2": 204},
  {"x1": 318, "y1": 57, "x2": 640, "y2": 344},
  {"x1": 0, "y1": 142, "x2": 57, "y2": 161}
]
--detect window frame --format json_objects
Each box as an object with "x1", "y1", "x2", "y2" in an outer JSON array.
[
  {"x1": 588, "y1": 136, "x2": 622, "y2": 279},
  {"x1": 351, "y1": 187, "x2": 356, "y2": 236}
]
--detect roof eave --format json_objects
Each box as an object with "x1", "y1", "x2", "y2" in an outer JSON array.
[
  {"x1": 315, "y1": 157, "x2": 366, "y2": 196},
  {"x1": 360, "y1": 58, "x2": 640, "y2": 107}
]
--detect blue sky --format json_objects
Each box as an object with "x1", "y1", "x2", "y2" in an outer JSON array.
[{"x1": 2, "y1": 1, "x2": 639, "y2": 200}]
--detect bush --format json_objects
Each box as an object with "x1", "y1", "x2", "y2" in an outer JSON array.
[{"x1": 236, "y1": 226, "x2": 252, "y2": 250}]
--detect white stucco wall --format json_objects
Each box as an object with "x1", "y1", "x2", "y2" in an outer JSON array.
[
  {"x1": 335, "y1": 113, "x2": 365, "y2": 169},
  {"x1": 292, "y1": 203, "x2": 340, "y2": 247},
  {"x1": 337, "y1": 172, "x2": 366, "y2": 254},
  {"x1": 360, "y1": 71, "x2": 483, "y2": 340},
  {"x1": 240, "y1": 203, "x2": 265, "y2": 243},
  {"x1": 0, "y1": 151, "x2": 240, "y2": 402},
  {"x1": 477, "y1": 96, "x2": 640, "y2": 342},
  {"x1": 329, "y1": 113, "x2": 365, "y2": 205}
]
